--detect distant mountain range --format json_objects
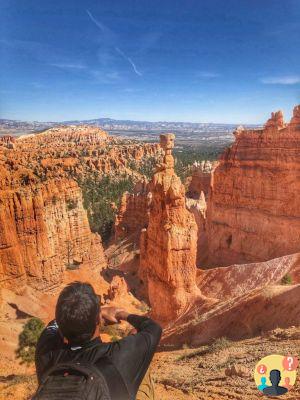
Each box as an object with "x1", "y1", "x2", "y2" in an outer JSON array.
[
  {"x1": 0, "y1": 117, "x2": 261, "y2": 147},
  {"x1": 0, "y1": 117, "x2": 259, "y2": 133}
]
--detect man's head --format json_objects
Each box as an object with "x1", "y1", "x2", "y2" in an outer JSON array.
[
  {"x1": 269, "y1": 369, "x2": 281, "y2": 387},
  {"x1": 55, "y1": 282, "x2": 100, "y2": 345}
]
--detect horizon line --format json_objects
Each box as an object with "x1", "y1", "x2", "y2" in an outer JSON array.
[{"x1": 0, "y1": 115, "x2": 263, "y2": 126}]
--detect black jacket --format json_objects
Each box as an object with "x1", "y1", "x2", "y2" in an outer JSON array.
[{"x1": 35, "y1": 315, "x2": 162, "y2": 400}]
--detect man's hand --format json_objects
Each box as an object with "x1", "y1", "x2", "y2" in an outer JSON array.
[{"x1": 101, "y1": 307, "x2": 129, "y2": 325}]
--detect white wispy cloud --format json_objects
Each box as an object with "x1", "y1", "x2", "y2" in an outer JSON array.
[
  {"x1": 86, "y1": 10, "x2": 106, "y2": 33},
  {"x1": 50, "y1": 63, "x2": 87, "y2": 70},
  {"x1": 261, "y1": 75, "x2": 300, "y2": 85},
  {"x1": 115, "y1": 47, "x2": 142, "y2": 77},
  {"x1": 86, "y1": 9, "x2": 142, "y2": 77}
]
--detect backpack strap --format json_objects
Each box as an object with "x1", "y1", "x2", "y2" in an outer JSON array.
[{"x1": 95, "y1": 357, "x2": 130, "y2": 400}]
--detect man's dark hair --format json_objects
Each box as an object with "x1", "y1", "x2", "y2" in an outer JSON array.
[{"x1": 55, "y1": 282, "x2": 100, "y2": 345}]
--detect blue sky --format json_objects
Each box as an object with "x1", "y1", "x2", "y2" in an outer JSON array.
[{"x1": 0, "y1": 0, "x2": 300, "y2": 123}]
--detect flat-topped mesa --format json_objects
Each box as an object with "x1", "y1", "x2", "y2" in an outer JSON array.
[
  {"x1": 17, "y1": 125, "x2": 109, "y2": 146},
  {"x1": 207, "y1": 105, "x2": 300, "y2": 266},
  {"x1": 140, "y1": 133, "x2": 200, "y2": 323}
]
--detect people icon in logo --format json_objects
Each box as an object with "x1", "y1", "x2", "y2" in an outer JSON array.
[
  {"x1": 258, "y1": 376, "x2": 268, "y2": 391},
  {"x1": 283, "y1": 377, "x2": 293, "y2": 391},
  {"x1": 254, "y1": 354, "x2": 298, "y2": 396},
  {"x1": 263, "y1": 369, "x2": 288, "y2": 396}
]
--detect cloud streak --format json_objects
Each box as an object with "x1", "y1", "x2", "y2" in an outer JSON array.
[
  {"x1": 86, "y1": 10, "x2": 106, "y2": 33},
  {"x1": 115, "y1": 47, "x2": 142, "y2": 76},
  {"x1": 261, "y1": 75, "x2": 300, "y2": 85},
  {"x1": 50, "y1": 62, "x2": 87, "y2": 70},
  {"x1": 86, "y1": 9, "x2": 142, "y2": 77}
]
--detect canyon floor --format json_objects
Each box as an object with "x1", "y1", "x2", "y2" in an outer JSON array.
[{"x1": 0, "y1": 326, "x2": 299, "y2": 400}]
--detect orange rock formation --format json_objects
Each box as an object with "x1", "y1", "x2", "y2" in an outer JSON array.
[
  {"x1": 0, "y1": 125, "x2": 160, "y2": 293},
  {"x1": 140, "y1": 134, "x2": 200, "y2": 323},
  {"x1": 114, "y1": 180, "x2": 150, "y2": 240},
  {"x1": 186, "y1": 160, "x2": 216, "y2": 200},
  {"x1": 0, "y1": 178, "x2": 106, "y2": 292},
  {"x1": 207, "y1": 106, "x2": 300, "y2": 266},
  {"x1": 163, "y1": 253, "x2": 300, "y2": 346}
]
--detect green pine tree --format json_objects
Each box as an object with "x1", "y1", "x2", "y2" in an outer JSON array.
[{"x1": 16, "y1": 318, "x2": 45, "y2": 364}]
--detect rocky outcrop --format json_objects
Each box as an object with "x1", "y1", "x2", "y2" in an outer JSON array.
[
  {"x1": 186, "y1": 160, "x2": 216, "y2": 200},
  {"x1": 0, "y1": 135, "x2": 15, "y2": 148},
  {"x1": 1, "y1": 125, "x2": 160, "y2": 182},
  {"x1": 0, "y1": 178, "x2": 107, "y2": 292},
  {"x1": 207, "y1": 106, "x2": 300, "y2": 266},
  {"x1": 108, "y1": 275, "x2": 129, "y2": 301},
  {"x1": 186, "y1": 196, "x2": 208, "y2": 265},
  {"x1": 0, "y1": 125, "x2": 161, "y2": 294},
  {"x1": 162, "y1": 253, "x2": 300, "y2": 346},
  {"x1": 17, "y1": 125, "x2": 108, "y2": 145},
  {"x1": 114, "y1": 180, "x2": 150, "y2": 240},
  {"x1": 140, "y1": 134, "x2": 200, "y2": 323}
]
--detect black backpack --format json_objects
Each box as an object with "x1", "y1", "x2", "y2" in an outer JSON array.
[{"x1": 32, "y1": 357, "x2": 130, "y2": 400}]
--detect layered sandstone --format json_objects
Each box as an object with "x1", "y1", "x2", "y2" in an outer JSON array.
[
  {"x1": 0, "y1": 177, "x2": 106, "y2": 292},
  {"x1": 0, "y1": 125, "x2": 161, "y2": 293},
  {"x1": 184, "y1": 161, "x2": 216, "y2": 265},
  {"x1": 140, "y1": 134, "x2": 200, "y2": 323},
  {"x1": 1, "y1": 125, "x2": 160, "y2": 182},
  {"x1": 114, "y1": 180, "x2": 150, "y2": 240},
  {"x1": 163, "y1": 253, "x2": 300, "y2": 346},
  {"x1": 207, "y1": 105, "x2": 300, "y2": 266},
  {"x1": 186, "y1": 160, "x2": 216, "y2": 200}
]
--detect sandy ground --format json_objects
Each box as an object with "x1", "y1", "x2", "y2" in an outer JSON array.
[
  {"x1": 152, "y1": 327, "x2": 300, "y2": 400},
  {"x1": 0, "y1": 327, "x2": 299, "y2": 400}
]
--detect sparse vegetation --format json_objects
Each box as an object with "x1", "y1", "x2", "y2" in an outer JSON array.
[
  {"x1": 281, "y1": 273, "x2": 293, "y2": 285},
  {"x1": 173, "y1": 145, "x2": 224, "y2": 181},
  {"x1": 66, "y1": 199, "x2": 77, "y2": 211},
  {"x1": 137, "y1": 301, "x2": 150, "y2": 313},
  {"x1": 16, "y1": 318, "x2": 45, "y2": 364},
  {"x1": 176, "y1": 337, "x2": 232, "y2": 362},
  {"x1": 78, "y1": 174, "x2": 135, "y2": 241},
  {"x1": 208, "y1": 336, "x2": 232, "y2": 353}
]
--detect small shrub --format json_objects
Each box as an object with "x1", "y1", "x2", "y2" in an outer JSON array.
[
  {"x1": 281, "y1": 274, "x2": 293, "y2": 285},
  {"x1": 137, "y1": 301, "x2": 150, "y2": 313},
  {"x1": 66, "y1": 199, "x2": 77, "y2": 211},
  {"x1": 16, "y1": 318, "x2": 45, "y2": 364},
  {"x1": 208, "y1": 337, "x2": 232, "y2": 353}
]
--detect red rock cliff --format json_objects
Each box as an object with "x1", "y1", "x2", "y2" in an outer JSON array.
[
  {"x1": 114, "y1": 180, "x2": 150, "y2": 241},
  {"x1": 207, "y1": 105, "x2": 300, "y2": 266},
  {"x1": 140, "y1": 134, "x2": 200, "y2": 322},
  {"x1": 0, "y1": 177, "x2": 106, "y2": 292}
]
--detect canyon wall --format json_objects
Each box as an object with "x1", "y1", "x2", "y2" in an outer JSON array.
[
  {"x1": 0, "y1": 177, "x2": 106, "y2": 292},
  {"x1": 207, "y1": 106, "x2": 300, "y2": 266},
  {"x1": 186, "y1": 160, "x2": 216, "y2": 199},
  {"x1": 140, "y1": 134, "x2": 200, "y2": 323},
  {"x1": 114, "y1": 180, "x2": 150, "y2": 240},
  {"x1": 0, "y1": 125, "x2": 161, "y2": 293}
]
